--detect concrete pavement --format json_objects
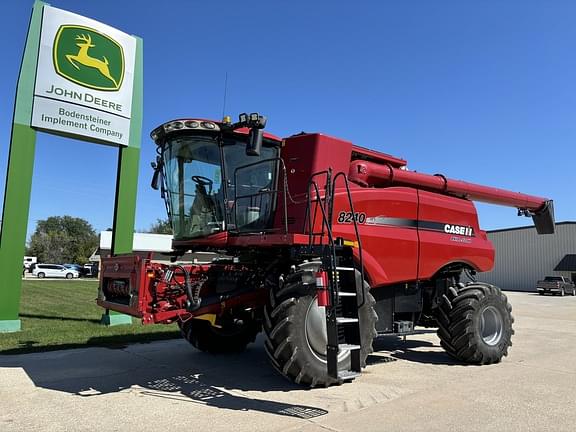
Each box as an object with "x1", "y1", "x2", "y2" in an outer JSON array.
[{"x1": 1, "y1": 292, "x2": 575, "y2": 431}]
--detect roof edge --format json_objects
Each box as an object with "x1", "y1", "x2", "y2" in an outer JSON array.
[{"x1": 487, "y1": 221, "x2": 576, "y2": 234}]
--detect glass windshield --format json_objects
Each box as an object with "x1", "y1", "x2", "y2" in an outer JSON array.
[
  {"x1": 162, "y1": 134, "x2": 279, "y2": 240},
  {"x1": 163, "y1": 136, "x2": 225, "y2": 239}
]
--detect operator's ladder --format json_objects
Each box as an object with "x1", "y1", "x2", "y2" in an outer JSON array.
[
  {"x1": 323, "y1": 242, "x2": 363, "y2": 380},
  {"x1": 306, "y1": 170, "x2": 365, "y2": 381}
]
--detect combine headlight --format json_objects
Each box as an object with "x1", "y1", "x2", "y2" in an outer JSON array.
[
  {"x1": 185, "y1": 121, "x2": 199, "y2": 128},
  {"x1": 165, "y1": 121, "x2": 184, "y2": 131},
  {"x1": 202, "y1": 121, "x2": 216, "y2": 129},
  {"x1": 239, "y1": 113, "x2": 248, "y2": 124},
  {"x1": 249, "y1": 113, "x2": 259, "y2": 122}
]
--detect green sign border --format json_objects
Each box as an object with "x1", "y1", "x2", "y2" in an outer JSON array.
[
  {"x1": 0, "y1": 1, "x2": 143, "y2": 332},
  {"x1": 53, "y1": 24, "x2": 125, "y2": 91}
]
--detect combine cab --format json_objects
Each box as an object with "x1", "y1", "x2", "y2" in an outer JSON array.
[{"x1": 98, "y1": 113, "x2": 554, "y2": 386}]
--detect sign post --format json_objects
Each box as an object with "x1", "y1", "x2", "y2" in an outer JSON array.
[{"x1": 0, "y1": 1, "x2": 143, "y2": 332}]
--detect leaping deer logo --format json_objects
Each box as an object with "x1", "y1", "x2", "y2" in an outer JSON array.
[{"x1": 65, "y1": 34, "x2": 118, "y2": 87}]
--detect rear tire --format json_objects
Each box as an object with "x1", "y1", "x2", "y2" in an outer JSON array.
[
  {"x1": 37, "y1": 272, "x2": 45, "y2": 279},
  {"x1": 436, "y1": 282, "x2": 514, "y2": 364},
  {"x1": 263, "y1": 266, "x2": 377, "y2": 387},
  {"x1": 178, "y1": 317, "x2": 260, "y2": 354}
]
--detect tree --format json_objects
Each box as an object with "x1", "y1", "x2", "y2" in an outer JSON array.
[
  {"x1": 147, "y1": 218, "x2": 172, "y2": 234},
  {"x1": 27, "y1": 216, "x2": 98, "y2": 264}
]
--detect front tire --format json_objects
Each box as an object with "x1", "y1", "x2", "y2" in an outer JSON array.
[
  {"x1": 178, "y1": 317, "x2": 260, "y2": 354},
  {"x1": 65, "y1": 273, "x2": 73, "y2": 279},
  {"x1": 263, "y1": 267, "x2": 377, "y2": 387},
  {"x1": 436, "y1": 282, "x2": 514, "y2": 364}
]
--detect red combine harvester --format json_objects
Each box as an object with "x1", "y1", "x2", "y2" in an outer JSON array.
[{"x1": 98, "y1": 113, "x2": 554, "y2": 386}]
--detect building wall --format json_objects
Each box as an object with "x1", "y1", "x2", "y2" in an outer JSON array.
[{"x1": 480, "y1": 223, "x2": 576, "y2": 291}]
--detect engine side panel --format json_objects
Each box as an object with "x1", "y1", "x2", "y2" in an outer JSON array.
[
  {"x1": 417, "y1": 190, "x2": 494, "y2": 279},
  {"x1": 331, "y1": 187, "x2": 494, "y2": 288},
  {"x1": 331, "y1": 187, "x2": 419, "y2": 286}
]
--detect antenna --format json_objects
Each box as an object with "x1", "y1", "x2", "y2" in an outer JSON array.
[{"x1": 221, "y1": 71, "x2": 228, "y2": 119}]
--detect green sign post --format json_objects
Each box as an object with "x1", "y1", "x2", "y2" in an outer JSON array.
[{"x1": 0, "y1": 1, "x2": 143, "y2": 332}]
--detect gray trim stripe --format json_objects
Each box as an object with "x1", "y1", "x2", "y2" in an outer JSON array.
[{"x1": 363, "y1": 216, "x2": 475, "y2": 237}]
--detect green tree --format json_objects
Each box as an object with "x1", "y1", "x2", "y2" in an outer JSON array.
[
  {"x1": 147, "y1": 218, "x2": 172, "y2": 234},
  {"x1": 27, "y1": 216, "x2": 98, "y2": 264}
]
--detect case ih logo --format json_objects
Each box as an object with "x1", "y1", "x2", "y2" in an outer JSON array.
[
  {"x1": 444, "y1": 224, "x2": 474, "y2": 237},
  {"x1": 53, "y1": 25, "x2": 124, "y2": 91}
]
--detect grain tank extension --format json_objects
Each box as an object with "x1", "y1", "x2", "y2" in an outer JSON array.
[{"x1": 98, "y1": 113, "x2": 554, "y2": 387}]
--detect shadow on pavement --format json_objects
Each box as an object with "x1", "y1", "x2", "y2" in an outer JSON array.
[
  {"x1": 137, "y1": 375, "x2": 327, "y2": 419},
  {"x1": 19, "y1": 313, "x2": 101, "y2": 324},
  {"x1": 0, "y1": 328, "x2": 467, "y2": 416},
  {"x1": 0, "y1": 332, "x2": 182, "y2": 355},
  {"x1": 372, "y1": 332, "x2": 461, "y2": 366},
  {"x1": 0, "y1": 339, "x2": 328, "y2": 419}
]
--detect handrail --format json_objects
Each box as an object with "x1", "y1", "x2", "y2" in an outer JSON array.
[{"x1": 332, "y1": 172, "x2": 366, "y2": 308}]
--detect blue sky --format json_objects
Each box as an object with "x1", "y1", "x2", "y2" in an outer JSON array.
[{"x1": 1, "y1": 0, "x2": 575, "y2": 239}]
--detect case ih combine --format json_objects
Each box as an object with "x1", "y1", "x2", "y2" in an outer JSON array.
[{"x1": 98, "y1": 113, "x2": 554, "y2": 386}]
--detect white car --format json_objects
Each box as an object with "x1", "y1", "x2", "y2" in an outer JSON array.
[{"x1": 33, "y1": 264, "x2": 79, "y2": 279}]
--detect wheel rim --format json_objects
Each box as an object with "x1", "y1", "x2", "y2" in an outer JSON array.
[
  {"x1": 305, "y1": 297, "x2": 349, "y2": 363},
  {"x1": 480, "y1": 306, "x2": 503, "y2": 346}
]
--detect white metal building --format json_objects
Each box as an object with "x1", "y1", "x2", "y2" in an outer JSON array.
[
  {"x1": 90, "y1": 231, "x2": 216, "y2": 264},
  {"x1": 480, "y1": 222, "x2": 576, "y2": 291}
]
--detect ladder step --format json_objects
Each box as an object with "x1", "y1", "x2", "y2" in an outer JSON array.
[
  {"x1": 338, "y1": 370, "x2": 361, "y2": 381},
  {"x1": 338, "y1": 291, "x2": 356, "y2": 297},
  {"x1": 336, "y1": 317, "x2": 359, "y2": 324},
  {"x1": 339, "y1": 343, "x2": 361, "y2": 351},
  {"x1": 335, "y1": 266, "x2": 355, "y2": 271}
]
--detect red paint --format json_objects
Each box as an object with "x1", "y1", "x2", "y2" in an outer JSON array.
[
  {"x1": 348, "y1": 160, "x2": 548, "y2": 211},
  {"x1": 316, "y1": 271, "x2": 330, "y2": 307},
  {"x1": 99, "y1": 124, "x2": 553, "y2": 322}
]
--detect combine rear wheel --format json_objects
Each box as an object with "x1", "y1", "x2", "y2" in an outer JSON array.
[
  {"x1": 178, "y1": 317, "x2": 261, "y2": 354},
  {"x1": 263, "y1": 267, "x2": 377, "y2": 387},
  {"x1": 436, "y1": 282, "x2": 514, "y2": 364}
]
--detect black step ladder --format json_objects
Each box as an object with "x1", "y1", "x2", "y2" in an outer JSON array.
[
  {"x1": 323, "y1": 242, "x2": 363, "y2": 380},
  {"x1": 306, "y1": 170, "x2": 365, "y2": 381}
]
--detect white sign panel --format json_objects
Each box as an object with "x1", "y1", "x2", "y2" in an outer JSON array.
[{"x1": 31, "y1": 5, "x2": 137, "y2": 146}]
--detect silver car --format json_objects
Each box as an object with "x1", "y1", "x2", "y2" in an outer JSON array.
[{"x1": 32, "y1": 264, "x2": 79, "y2": 279}]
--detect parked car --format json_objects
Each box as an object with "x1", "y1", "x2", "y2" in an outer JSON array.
[
  {"x1": 536, "y1": 276, "x2": 576, "y2": 296},
  {"x1": 32, "y1": 264, "x2": 79, "y2": 279},
  {"x1": 63, "y1": 263, "x2": 89, "y2": 277},
  {"x1": 83, "y1": 263, "x2": 99, "y2": 278},
  {"x1": 23, "y1": 256, "x2": 37, "y2": 272}
]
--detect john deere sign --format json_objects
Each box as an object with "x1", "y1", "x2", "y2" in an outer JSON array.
[
  {"x1": 32, "y1": 5, "x2": 137, "y2": 146},
  {"x1": 0, "y1": 1, "x2": 142, "y2": 333},
  {"x1": 53, "y1": 26, "x2": 124, "y2": 91}
]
